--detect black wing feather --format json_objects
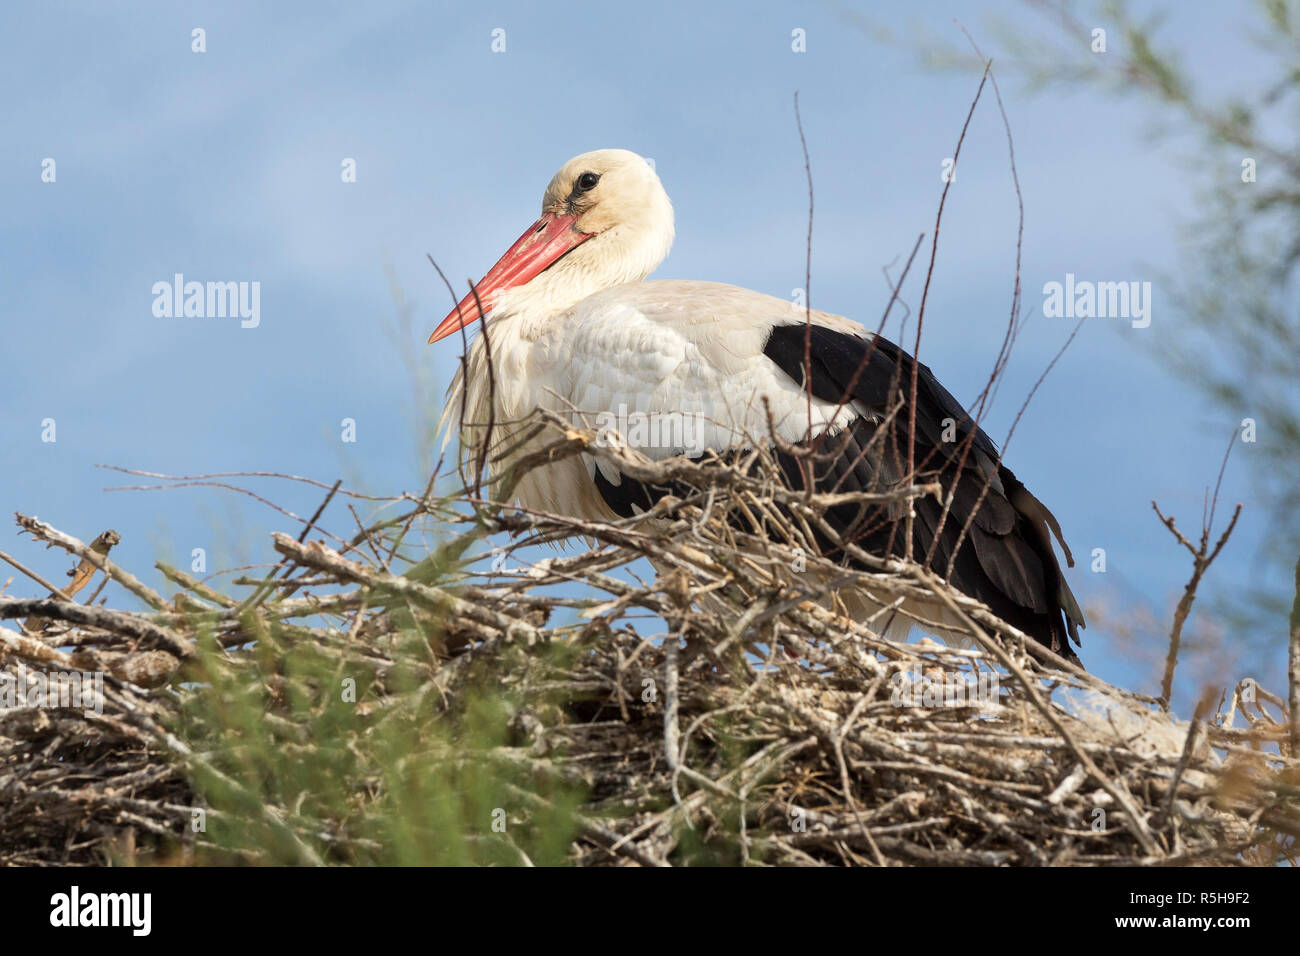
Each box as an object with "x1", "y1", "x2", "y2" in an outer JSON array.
[
  {"x1": 589, "y1": 321, "x2": 1086, "y2": 663},
  {"x1": 761, "y1": 323, "x2": 1084, "y2": 661}
]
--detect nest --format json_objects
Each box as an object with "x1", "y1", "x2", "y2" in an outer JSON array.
[{"x1": 1, "y1": 414, "x2": 1296, "y2": 865}]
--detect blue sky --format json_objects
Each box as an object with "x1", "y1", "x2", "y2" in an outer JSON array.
[{"x1": 2, "y1": 1, "x2": 1287, "y2": 709}]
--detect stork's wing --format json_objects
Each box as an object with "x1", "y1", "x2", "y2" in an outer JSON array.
[
  {"x1": 760, "y1": 322, "x2": 1085, "y2": 661},
  {"x1": 542, "y1": 281, "x2": 1083, "y2": 660}
]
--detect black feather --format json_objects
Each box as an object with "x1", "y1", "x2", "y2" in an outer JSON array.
[{"x1": 590, "y1": 322, "x2": 1086, "y2": 664}]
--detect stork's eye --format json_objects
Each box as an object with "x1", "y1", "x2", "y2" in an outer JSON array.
[{"x1": 575, "y1": 171, "x2": 601, "y2": 193}]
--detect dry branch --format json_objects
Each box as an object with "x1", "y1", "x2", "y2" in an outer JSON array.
[{"x1": 2, "y1": 419, "x2": 1294, "y2": 865}]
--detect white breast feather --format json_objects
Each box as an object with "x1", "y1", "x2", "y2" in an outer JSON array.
[{"x1": 441, "y1": 280, "x2": 872, "y2": 521}]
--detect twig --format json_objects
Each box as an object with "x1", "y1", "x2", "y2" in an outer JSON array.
[{"x1": 1152, "y1": 435, "x2": 1242, "y2": 709}]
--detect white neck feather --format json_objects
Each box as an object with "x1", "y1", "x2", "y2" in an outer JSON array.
[{"x1": 440, "y1": 152, "x2": 675, "y2": 485}]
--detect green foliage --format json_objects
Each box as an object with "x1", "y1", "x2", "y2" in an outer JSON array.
[{"x1": 171, "y1": 616, "x2": 583, "y2": 866}]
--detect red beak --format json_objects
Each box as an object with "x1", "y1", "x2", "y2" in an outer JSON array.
[{"x1": 428, "y1": 212, "x2": 593, "y2": 344}]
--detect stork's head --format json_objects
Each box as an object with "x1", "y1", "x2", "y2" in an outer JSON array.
[{"x1": 429, "y1": 149, "x2": 674, "y2": 343}]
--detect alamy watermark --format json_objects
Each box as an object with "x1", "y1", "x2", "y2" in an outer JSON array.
[
  {"x1": 0, "y1": 662, "x2": 104, "y2": 716},
  {"x1": 1042, "y1": 273, "x2": 1151, "y2": 328},
  {"x1": 49, "y1": 886, "x2": 150, "y2": 936},
  {"x1": 594, "y1": 403, "x2": 707, "y2": 456},
  {"x1": 890, "y1": 668, "x2": 1000, "y2": 709},
  {"x1": 152, "y1": 274, "x2": 260, "y2": 328}
]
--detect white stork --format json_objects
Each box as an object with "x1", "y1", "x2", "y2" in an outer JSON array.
[{"x1": 429, "y1": 149, "x2": 1085, "y2": 664}]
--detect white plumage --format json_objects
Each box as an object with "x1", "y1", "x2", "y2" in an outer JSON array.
[
  {"x1": 443, "y1": 280, "x2": 868, "y2": 520},
  {"x1": 431, "y1": 149, "x2": 1086, "y2": 662}
]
